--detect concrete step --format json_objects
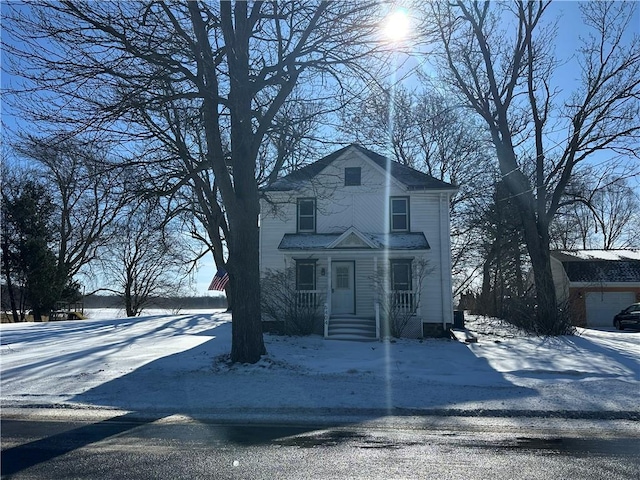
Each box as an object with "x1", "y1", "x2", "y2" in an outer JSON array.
[
  {"x1": 329, "y1": 323, "x2": 376, "y2": 333},
  {"x1": 325, "y1": 333, "x2": 378, "y2": 342},
  {"x1": 327, "y1": 316, "x2": 377, "y2": 340}
]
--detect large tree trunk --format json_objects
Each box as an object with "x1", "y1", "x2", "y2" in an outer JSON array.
[
  {"x1": 228, "y1": 211, "x2": 265, "y2": 363},
  {"x1": 32, "y1": 307, "x2": 43, "y2": 322},
  {"x1": 519, "y1": 211, "x2": 562, "y2": 334},
  {"x1": 224, "y1": 285, "x2": 233, "y2": 312},
  {"x1": 124, "y1": 283, "x2": 134, "y2": 317},
  {"x1": 493, "y1": 131, "x2": 564, "y2": 334},
  {"x1": 480, "y1": 258, "x2": 492, "y2": 316}
]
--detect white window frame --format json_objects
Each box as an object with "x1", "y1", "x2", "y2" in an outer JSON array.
[
  {"x1": 297, "y1": 198, "x2": 316, "y2": 233},
  {"x1": 390, "y1": 197, "x2": 410, "y2": 232}
]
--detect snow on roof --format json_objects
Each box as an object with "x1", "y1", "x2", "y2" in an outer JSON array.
[
  {"x1": 552, "y1": 250, "x2": 640, "y2": 283},
  {"x1": 553, "y1": 249, "x2": 640, "y2": 262},
  {"x1": 278, "y1": 232, "x2": 430, "y2": 250},
  {"x1": 563, "y1": 261, "x2": 640, "y2": 283}
]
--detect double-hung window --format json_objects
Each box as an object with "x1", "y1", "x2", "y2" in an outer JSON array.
[
  {"x1": 390, "y1": 259, "x2": 413, "y2": 311},
  {"x1": 296, "y1": 261, "x2": 316, "y2": 291},
  {"x1": 390, "y1": 260, "x2": 412, "y2": 291},
  {"x1": 390, "y1": 197, "x2": 409, "y2": 232},
  {"x1": 297, "y1": 198, "x2": 316, "y2": 233},
  {"x1": 296, "y1": 260, "x2": 316, "y2": 308}
]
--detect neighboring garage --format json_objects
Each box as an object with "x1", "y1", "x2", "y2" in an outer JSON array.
[
  {"x1": 550, "y1": 250, "x2": 640, "y2": 328},
  {"x1": 584, "y1": 291, "x2": 637, "y2": 327}
]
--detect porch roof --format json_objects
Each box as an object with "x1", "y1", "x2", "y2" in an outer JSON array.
[{"x1": 278, "y1": 232, "x2": 430, "y2": 251}]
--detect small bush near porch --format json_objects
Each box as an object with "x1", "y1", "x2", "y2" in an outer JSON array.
[
  {"x1": 261, "y1": 267, "x2": 323, "y2": 336},
  {"x1": 375, "y1": 259, "x2": 433, "y2": 338}
]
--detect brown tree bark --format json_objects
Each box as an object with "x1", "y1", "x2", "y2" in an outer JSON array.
[{"x1": 2, "y1": 237, "x2": 20, "y2": 322}]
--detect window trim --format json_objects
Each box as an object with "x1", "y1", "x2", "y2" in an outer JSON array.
[
  {"x1": 390, "y1": 196, "x2": 410, "y2": 232},
  {"x1": 390, "y1": 259, "x2": 413, "y2": 291},
  {"x1": 297, "y1": 197, "x2": 316, "y2": 233},
  {"x1": 295, "y1": 259, "x2": 317, "y2": 291},
  {"x1": 344, "y1": 167, "x2": 361, "y2": 186}
]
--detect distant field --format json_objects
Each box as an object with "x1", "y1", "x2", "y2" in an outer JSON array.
[
  {"x1": 85, "y1": 308, "x2": 225, "y2": 320},
  {"x1": 1, "y1": 308, "x2": 225, "y2": 323}
]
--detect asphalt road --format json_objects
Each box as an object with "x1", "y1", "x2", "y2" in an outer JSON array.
[{"x1": 2, "y1": 413, "x2": 639, "y2": 479}]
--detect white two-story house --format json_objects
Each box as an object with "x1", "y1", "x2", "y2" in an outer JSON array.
[{"x1": 259, "y1": 144, "x2": 458, "y2": 339}]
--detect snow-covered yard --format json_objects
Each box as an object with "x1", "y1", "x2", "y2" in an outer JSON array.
[{"x1": 1, "y1": 310, "x2": 638, "y2": 418}]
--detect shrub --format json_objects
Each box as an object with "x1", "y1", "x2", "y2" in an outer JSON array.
[{"x1": 260, "y1": 267, "x2": 322, "y2": 336}]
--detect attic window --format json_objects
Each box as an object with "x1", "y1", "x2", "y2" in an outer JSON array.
[{"x1": 344, "y1": 167, "x2": 361, "y2": 186}]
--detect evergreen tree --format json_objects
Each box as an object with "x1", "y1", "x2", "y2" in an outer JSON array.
[{"x1": 1, "y1": 176, "x2": 66, "y2": 321}]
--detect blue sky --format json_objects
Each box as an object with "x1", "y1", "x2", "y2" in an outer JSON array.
[{"x1": 2, "y1": 1, "x2": 638, "y2": 295}]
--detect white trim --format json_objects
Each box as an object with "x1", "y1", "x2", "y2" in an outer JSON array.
[
  {"x1": 331, "y1": 260, "x2": 356, "y2": 315},
  {"x1": 326, "y1": 226, "x2": 380, "y2": 249},
  {"x1": 350, "y1": 146, "x2": 408, "y2": 191},
  {"x1": 374, "y1": 256, "x2": 380, "y2": 340},
  {"x1": 389, "y1": 196, "x2": 410, "y2": 233},
  {"x1": 326, "y1": 257, "x2": 332, "y2": 311},
  {"x1": 440, "y1": 192, "x2": 453, "y2": 329}
]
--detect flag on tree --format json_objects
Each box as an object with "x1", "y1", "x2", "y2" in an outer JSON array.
[{"x1": 208, "y1": 268, "x2": 229, "y2": 291}]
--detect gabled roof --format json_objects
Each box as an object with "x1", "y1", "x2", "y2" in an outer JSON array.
[
  {"x1": 326, "y1": 227, "x2": 380, "y2": 249},
  {"x1": 551, "y1": 250, "x2": 640, "y2": 283},
  {"x1": 264, "y1": 144, "x2": 457, "y2": 192}
]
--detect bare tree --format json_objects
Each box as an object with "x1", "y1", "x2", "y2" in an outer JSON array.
[
  {"x1": 477, "y1": 182, "x2": 529, "y2": 322},
  {"x1": 554, "y1": 175, "x2": 640, "y2": 250},
  {"x1": 140, "y1": 93, "x2": 327, "y2": 313},
  {"x1": 550, "y1": 203, "x2": 595, "y2": 251},
  {"x1": 4, "y1": 1, "x2": 386, "y2": 362},
  {"x1": 582, "y1": 179, "x2": 639, "y2": 249},
  {"x1": 2, "y1": 137, "x2": 127, "y2": 321},
  {"x1": 425, "y1": 1, "x2": 640, "y2": 334},
  {"x1": 14, "y1": 135, "x2": 129, "y2": 281},
  {"x1": 99, "y1": 208, "x2": 192, "y2": 317},
  {"x1": 341, "y1": 83, "x2": 495, "y2": 297}
]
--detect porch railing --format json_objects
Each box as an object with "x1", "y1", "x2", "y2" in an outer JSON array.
[
  {"x1": 388, "y1": 290, "x2": 418, "y2": 315},
  {"x1": 295, "y1": 290, "x2": 322, "y2": 309}
]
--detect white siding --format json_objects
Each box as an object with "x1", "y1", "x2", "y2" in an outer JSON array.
[
  {"x1": 550, "y1": 256, "x2": 570, "y2": 304},
  {"x1": 260, "y1": 146, "x2": 455, "y2": 332},
  {"x1": 259, "y1": 196, "x2": 295, "y2": 272}
]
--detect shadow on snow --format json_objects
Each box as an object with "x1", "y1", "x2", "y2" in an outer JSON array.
[{"x1": 2, "y1": 313, "x2": 537, "y2": 476}]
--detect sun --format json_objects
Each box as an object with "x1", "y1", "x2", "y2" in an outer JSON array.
[{"x1": 383, "y1": 8, "x2": 411, "y2": 42}]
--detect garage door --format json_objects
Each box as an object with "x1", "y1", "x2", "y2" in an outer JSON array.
[{"x1": 585, "y1": 291, "x2": 636, "y2": 327}]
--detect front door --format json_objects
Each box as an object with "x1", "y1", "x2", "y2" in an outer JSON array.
[{"x1": 331, "y1": 261, "x2": 355, "y2": 314}]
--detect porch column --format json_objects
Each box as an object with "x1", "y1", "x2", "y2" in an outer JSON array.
[
  {"x1": 374, "y1": 256, "x2": 380, "y2": 339},
  {"x1": 325, "y1": 256, "x2": 332, "y2": 338}
]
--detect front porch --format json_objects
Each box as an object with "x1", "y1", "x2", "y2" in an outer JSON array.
[
  {"x1": 294, "y1": 286, "x2": 420, "y2": 341},
  {"x1": 273, "y1": 226, "x2": 433, "y2": 339}
]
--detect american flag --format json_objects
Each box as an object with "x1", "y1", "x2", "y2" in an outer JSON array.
[{"x1": 208, "y1": 268, "x2": 229, "y2": 291}]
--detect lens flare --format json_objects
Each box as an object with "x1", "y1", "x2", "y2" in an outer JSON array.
[{"x1": 384, "y1": 9, "x2": 410, "y2": 42}]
